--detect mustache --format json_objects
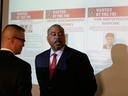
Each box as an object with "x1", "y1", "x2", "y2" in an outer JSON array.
[{"x1": 54, "y1": 40, "x2": 62, "y2": 44}]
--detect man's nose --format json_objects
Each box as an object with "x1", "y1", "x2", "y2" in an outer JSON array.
[{"x1": 55, "y1": 34, "x2": 60, "y2": 38}]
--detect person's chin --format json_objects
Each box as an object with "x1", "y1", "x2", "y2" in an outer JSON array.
[
  {"x1": 16, "y1": 51, "x2": 22, "y2": 55},
  {"x1": 15, "y1": 53, "x2": 20, "y2": 55},
  {"x1": 55, "y1": 46, "x2": 63, "y2": 50}
]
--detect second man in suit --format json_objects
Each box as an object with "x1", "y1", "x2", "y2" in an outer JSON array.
[{"x1": 35, "y1": 24, "x2": 97, "y2": 96}]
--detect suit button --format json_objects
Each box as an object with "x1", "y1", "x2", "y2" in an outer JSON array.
[{"x1": 49, "y1": 87, "x2": 51, "y2": 89}]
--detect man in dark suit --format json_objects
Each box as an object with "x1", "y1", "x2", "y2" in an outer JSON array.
[
  {"x1": 0, "y1": 24, "x2": 32, "y2": 96},
  {"x1": 35, "y1": 24, "x2": 97, "y2": 96}
]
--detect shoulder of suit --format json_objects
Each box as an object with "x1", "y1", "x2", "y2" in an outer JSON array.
[
  {"x1": 36, "y1": 49, "x2": 50, "y2": 57},
  {"x1": 103, "y1": 44, "x2": 107, "y2": 47},
  {"x1": 66, "y1": 46, "x2": 87, "y2": 56},
  {"x1": 14, "y1": 56, "x2": 30, "y2": 66}
]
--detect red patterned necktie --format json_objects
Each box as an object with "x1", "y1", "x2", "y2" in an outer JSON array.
[{"x1": 50, "y1": 53, "x2": 57, "y2": 79}]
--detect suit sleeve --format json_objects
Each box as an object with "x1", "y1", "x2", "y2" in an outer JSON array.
[
  {"x1": 17, "y1": 63, "x2": 32, "y2": 96},
  {"x1": 76, "y1": 53, "x2": 97, "y2": 95}
]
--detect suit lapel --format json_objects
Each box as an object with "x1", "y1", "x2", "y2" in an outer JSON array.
[
  {"x1": 51, "y1": 46, "x2": 70, "y2": 80},
  {"x1": 44, "y1": 49, "x2": 51, "y2": 80},
  {"x1": 39, "y1": 49, "x2": 50, "y2": 68},
  {"x1": 45, "y1": 50, "x2": 50, "y2": 68},
  {"x1": 56, "y1": 49, "x2": 68, "y2": 69}
]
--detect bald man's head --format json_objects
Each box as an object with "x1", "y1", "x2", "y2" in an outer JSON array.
[
  {"x1": 2, "y1": 24, "x2": 25, "y2": 44},
  {"x1": 1, "y1": 24, "x2": 25, "y2": 54}
]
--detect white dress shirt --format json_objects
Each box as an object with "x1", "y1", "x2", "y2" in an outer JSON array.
[
  {"x1": 0, "y1": 48, "x2": 15, "y2": 55},
  {"x1": 50, "y1": 46, "x2": 65, "y2": 67}
]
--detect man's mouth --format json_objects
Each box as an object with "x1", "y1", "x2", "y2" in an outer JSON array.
[
  {"x1": 54, "y1": 40, "x2": 62, "y2": 44},
  {"x1": 54, "y1": 40, "x2": 62, "y2": 46}
]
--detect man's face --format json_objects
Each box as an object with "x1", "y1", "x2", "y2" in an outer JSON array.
[
  {"x1": 14, "y1": 31, "x2": 25, "y2": 54},
  {"x1": 47, "y1": 26, "x2": 65, "y2": 52},
  {"x1": 106, "y1": 37, "x2": 114, "y2": 46}
]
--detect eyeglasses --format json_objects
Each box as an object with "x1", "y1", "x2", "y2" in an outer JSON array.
[{"x1": 13, "y1": 37, "x2": 26, "y2": 43}]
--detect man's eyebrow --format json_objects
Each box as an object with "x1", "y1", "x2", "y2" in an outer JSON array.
[
  {"x1": 50, "y1": 31, "x2": 63, "y2": 33},
  {"x1": 59, "y1": 31, "x2": 63, "y2": 33},
  {"x1": 50, "y1": 31, "x2": 55, "y2": 33}
]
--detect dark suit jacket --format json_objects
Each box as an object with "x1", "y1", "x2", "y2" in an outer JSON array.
[
  {"x1": 35, "y1": 45, "x2": 97, "y2": 96},
  {"x1": 0, "y1": 50, "x2": 32, "y2": 96}
]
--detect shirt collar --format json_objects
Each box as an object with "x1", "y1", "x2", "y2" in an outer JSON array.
[
  {"x1": 106, "y1": 45, "x2": 113, "y2": 49},
  {"x1": 0, "y1": 48, "x2": 15, "y2": 55}
]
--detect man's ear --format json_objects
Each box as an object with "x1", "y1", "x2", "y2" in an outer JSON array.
[
  {"x1": 9, "y1": 37, "x2": 14, "y2": 45},
  {"x1": 47, "y1": 36, "x2": 49, "y2": 42}
]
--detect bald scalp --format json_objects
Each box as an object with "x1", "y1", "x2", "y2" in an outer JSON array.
[
  {"x1": 47, "y1": 24, "x2": 65, "y2": 36},
  {"x1": 2, "y1": 24, "x2": 25, "y2": 46}
]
